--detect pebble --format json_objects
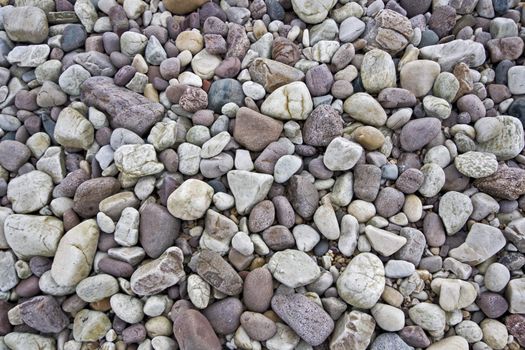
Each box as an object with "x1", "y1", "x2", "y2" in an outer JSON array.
[
  {"x1": 227, "y1": 170, "x2": 274, "y2": 215},
  {"x1": 361, "y1": 49, "x2": 396, "y2": 94},
  {"x1": 173, "y1": 309, "x2": 221, "y2": 350},
  {"x1": 196, "y1": 249, "x2": 243, "y2": 295},
  {"x1": 267, "y1": 249, "x2": 321, "y2": 288},
  {"x1": 336, "y1": 252, "x2": 385, "y2": 308},
  {"x1": 271, "y1": 293, "x2": 334, "y2": 346},
  {"x1": 344, "y1": 93, "x2": 387, "y2": 127},
  {"x1": 449, "y1": 223, "x2": 506, "y2": 265},
  {"x1": 167, "y1": 179, "x2": 213, "y2": 220},
  {"x1": 261, "y1": 82, "x2": 313, "y2": 120},
  {"x1": 323, "y1": 137, "x2": 363, "y2": 171},
  {"x1": 243, "y1": 267, "x2": 273, "y2": 312},
  {"x1": 438, "y1": 191, "x2": 473, "y2": 234}
]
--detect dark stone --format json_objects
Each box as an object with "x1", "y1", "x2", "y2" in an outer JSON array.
[
  {"x1": 139, "y1": 203, "x2": 180, "y2": 259},
  {"x1": 207, "y1": 78, "x2": 244, "y2": 113},
  {"x1": 61, "y1": 24, "x2": 86, "y2": 52},
  {"x1": 19, "y1": 296, "x2": 69, "y2": 333}
]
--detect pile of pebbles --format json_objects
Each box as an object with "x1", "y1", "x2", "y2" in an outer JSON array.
[{"x1": 1, "y1": 0, "x2": 525, "y2": 349}]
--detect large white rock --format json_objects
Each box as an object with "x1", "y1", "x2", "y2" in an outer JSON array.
[
  {"x1": 51, "y1": 219, "x2": 99, "y2": 287},
  {"x1": 267, "y1": 249, "x2": 321, "y2": 288},
  {"x1": 449, "y1": 223, "x2": 506, "y2": 265},
  {"x1": 291, "y1": 0, "x2": 337, "y2": 24},
  {"x1": 323, "y1": 137, "x2": 363, "y2": 171},
  {"x1": 4, "y1": 214, "x2": 64, "y2": 259},
  {"x1": 167, "y1": 179, "x2": 214, "y2": 220},
  {"x1": 114, "y1": 144, "x2": 164, "y2": 178},
  {"x1": 227, "y1": 170, "x2": 274, "y2": 215},
  {"x1": 330, "y1": 311, "x2": 375, "y2": 350},
  {"x1": 420, "y1": 39, "x2": 486, "y2": 71},
  {"x1": 261, "y1": 82, "x2": 313, "y2": 120},
  {"x1": 54, "y1": 107, "x2": 94, "y2": 149},
  {"x1": 7, "y1": 170, "x2": 53, "y2": 213},
  {"x1": 336, "y1": 253, "x2": 385, "y2": 308},
  {"x1": 438, "y1": 191, "x2": 473, "y2": 235},
  {"x1": 477, "y1": 115, "x2": 524, "y2": 160},
  {"x1": 364, "y1": 226, "x2": 407, "y2": 257}
]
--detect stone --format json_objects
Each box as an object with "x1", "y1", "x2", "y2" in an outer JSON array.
[
  {"x1": 249, "y1": 58, "x2": 305, "y2": 92},
  {"x1": 420, "y1": 40, "x2": 486, "y2": 71},
  {"x1": 271, "y1": 294, "x2": 334, "y2": 346},
  {"x1": 207, "y1": 78, "x2": 244, "y2": 113},
  {"x1": 400, "y1": 118, "x2": 441, "y2": 151},
  {"x1": 0, "y1": 140, "x2": 30, "y2": 172},
  {"x1": 203, "y1": 297, "x2": 243, "y2": 335},
  {"x1": 487, "y1": 37, "x2": 524, "y2": 63},
  {"x1": 291, "y1": 0, "x2": 337, "y2": 24},
  {"x1": 243, "y1": 267, "x2": 274, "y2": 312},
  {"x1": 476, "y1": 115, "x2": 524, "y2": 160},
  {"x1": 339, "y1": 17, "x2": 365, "y2": 42},
  {"x1": 240, "y1": 311, "x2": 276, "y2": 341},
  {"x1": 58, "y1": 64, "x2": 90, "y2": 95},
  {"x1": 51, "y1": 219, "x2": 99, "y2": 287},
  {"x1": 191, "y1": 49, "x2": 222, "y2": 80},
  {"x1": 261, "y1": 82, "x2": 313, "y2": 120},
  {"x1": 400, "y1": 60, "x2": 441, "y2": 97},
  {"x1": 371, "y1": 333, "x2": 412, "y2": 350},
  {"x1": 408, "y1": 303, "x2": 446, "y2": 333},
  {"x1": 454, "y1": 151, "x2": 498, "y2": 178},
  {"x1": 396, "y1": 168, "x2": 424, "y2": 194},
  {"x1": 76, "y1": 274, "x2": 119, "y2": 302},
  {"x1": 267, "y1": 249, "x2": 320, "y2": 288},
  {"x1": 73, "y1": 177, "x2": 120, "y2": 218},
  {"x1": 80, "y1": 76, "x2": 164, "y2": 136},
  {"x1": 449, "y1": 223, "x2": 506, "y2": 265},
  {"x1": 336, "y1": 253, "x2": 385, "y2": 308},
  {"x1": 330, "y1": 311, "x2": 375, "y2": 350},
  {"x1": 323, "y1": 137, "x2": 363, "y2": 171},
  {"x1": 130, "y1": 247, "x2": 185, "y2": 296},
  {"x1": 506, "y1": 314, "x2": 525, "y2": 347},
  {"x1": 438, "y1": 191, "x2": 473, "y2": 234},
  {"x1": 481, "y1": 319, "x2": 508, "y2": 350},
  {"x1": 365, "y1": 9, "x2": 413, "y2": 54},
  {"x1": 365, "y1": 225, "x2": 407, "y2": 256},
  {"x1": 484, "y1": 263, "x2": 510, "y2": 292},
  {"x1": 54, "y1": 108, "x2": 94, "y2": 150},
  {"x1": 196, "y1": 250, "x2": 243, "y2": 295},
  {"x1": 4, "y1": 333, "x2": 56, "y2": 349},
  {"x1": 506, "y1": 278, "x2": 525, "y2": 313},
  {"x1": 361, "y1": 49, "x2": 396, "y2": 94},
  {"x1": 371, "y1": 303, "x2": 405, "y2": 332},
  {"x1": 7, "y1": 170, "x2": 53, "y2": 214},
  {"x1": 477, "y1": 292, "x2": 508, "y2": 318},
  {"x1": 227, "y1": 170, "x2": 274, "y2": 215},
  {"x1": 73, "y1": 310, "x2": 111, "y2": 342},
  {"x1": 427, "y1": 336, "x2": 468, "y2": 350},
  {"x1": 19, "y1": 296, "x2": 68, "y2": 333},
  {"x1": 287, "y1": 175, "x2": 319, "y2": 218},
  {"x1": 3, "y1": 7, "x2": 48, "y2": 43},
  {"x1": 302, "y1": 105, "x2": 343, "y2": 147},
  {"x1": 4, "y1": 215, "x2": 63, "y2": 259},
  {"x1": 167, "y1": 179, "x2": 213, "y2": 220},
  {"x1": 344, "y1": 93, "x2": 387, "y2": 127},
  {"x1": 433, "y1": 278, "x2": 477, "y2": 311},
  {"x1": 0, "y1": 251, "x2": 18, "y2": 292},
  {"x1": 233, "y1": 108, "x2": 283, "y2": 152},
  {"x1": 305, "y1": 64, "x2": 333, "y2": 96},
  {"x1": 139, "y1": 203, "x2": 179, "y2": 259},
  {"x1": 110, "y1": 293, "x2": 143, "y2": 323},
  {"x1": 173, "y1": 309, "x2": 221, "y2": 350},
  {"x1": 474, "y1": 165, "x2": 525, "y2": 200}
]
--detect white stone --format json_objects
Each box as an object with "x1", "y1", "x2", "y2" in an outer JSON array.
[
  {"x1": 0, "y1": 250, "x2": 18, "y2": 292},
  {"x1": 371, "y1": 303, "x2": 405, "y2": 332},
  {"x1": 313, "y1": 202, "x2": 340, "y2": 240},
  {"x1": 51, "y1": 219, "x2": 99, "y2": 287},
  {"x1": 292, "y1": 224, "x2": 320, "y2": 252},
  {"x1": 484, "y1": 263, "x2": 510, "y2": 292},
  {"x1": 231, "y1": 231, "x2": 254, "y2": 255},
  {"x1": 167, "y1": 179, "x2": 213, "y2": 220},
  {"x1": 438, "y1": 191, "x2": 473, "y2": 235},
  {"x1": 177, "y1": 142, "x2": 201, "y2": 175},
  {"x1": 7, "y1": 170, "x2": 53, "y2": 213},
  {"x1": 274, "y1": 155, "x2": 302, "y2": 183},
  {"x1": 336, "y1": 252, "x2": 385, "y2": 309},
  {"x1": 4, "y1": 214, "x2": 63, "y2": 259},
  {"x1": 267, "y1": 249, "x2": 321, "y2": 288},
  {"x1": 449, "y1": 223, "x2": 506, "y2": 265},
  {"x1": 408, "y1": 303, "x2": 446, "y2": 333},
  {"x1": 323, "y1": 137, "x2": 363, "y2": 171},
  {"x1": 191, "y1": 49, "x2": 222, "y2": 80},
  {"x1": 76, "y1": 274, "x2": 119, "y2": 302},
  {"x1": 114, "y1": 207, "x2": 140, "y2": 246},
  {"x1": 54, "y1": 107, "x2": 94, "y2": 150},
  {"x1": 242, "y1": 81, "x2": 266, "y2": 100},
  {"x1": 261, "y1": 82, "x2": 313, "y2": 120},
  {"x1": 227, "y1": 170, "x2": 274, "y2": 215},
  {"x1": 187, "y1": 274, "x2": 210, "y2": 309},
  {"x1": 114, "y1": 144, "x2": 164, "y2": 178},
  {"x1": 291, "y1": 0, "x2": 337, "y2": 24},
  {"x1": 200, "y1": 131, "x2": 231, "y2": 159},
  {"x1": 364, "y1": 225, "x2": 407, "y2": 257}
]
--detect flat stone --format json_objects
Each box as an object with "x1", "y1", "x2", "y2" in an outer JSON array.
[
  {"x1": 7, "y1": 45, "x2": 50, "y2": 67},
  {"x1": 233, "y1": 107, "x2": 283, "y2": 152},
  {"x1": 80, "y1": 76, "x2": 164, "y2": 136},
  {"x1": 4, "y1": 7, "x2": 49, "y2": 43},
  {"x1": 19, "y1": 296, "x2": 68, "y2": 333},
  {"x1": 365, "y1": 226, "x2": 407, "y2": 257},
  {"x1": 114, "y1": 144, "x2": 163, "y2": 178},
  {"x1": 454, "y1": 151, "x2": 498, "y2": 178},
  {"x1": 51, "y1": 219, "x2": 99, "y2": 287},
  {"x1": 427, "y1": 336, "x2": 468, "y2": 350},
  {"x1": 267, "y1": 249, "x2": 321, "y2": 288},
  {"x1": 139, "y1": 203, "x2": 179, "y2": 259},
  {"x1": 449, "y1": 223, "x2": 506, "y2": 265},
  {"x1": 196, "y1": 250, "x2": 243, "y2": 295},
  {"x1": 336, "y1": 252, "x2": 385, "y2": 308},
  {"x1": 227, "y1": 170, "x2": 274, "y2": 215},
  {"x1": 271, "y1": 293, "x2": 334, "y2": 346},
  {"x1": 400, "y1": 117, "x2": 441, "y2": 151},
  {"x1": 438, "y1": 191, "x2": 473, "y2": 234},
  {"x1": 344, "y1": 93, "x2": 387, "y2": 127},
  {"x1": 249, "y1": 58, "x2": 305, "y2": 93},
  {"x1": 130, "y1": 247, "x2": 185, "y2": 296},
  {"x1": 474, "y1": 165, "x2": 525, "y2": 200},
  {"x1": 420, "y1": 39, "x2": 486, "y2": 71},
  {"x1": 4, "y1": 333, "x2": 56, "y2": 350},
  {"x1": 173, "y1": 309, "x2": 221, "y2": 350},
  {"x1": 400, "y1": 60, "x2": 441, "y2": 97},
  {"x1": 76, "y1": 274, "x2": 119, "y2": 302},
  {"x1": 7, "y1": 170, "x2": 53, "y2": 214},
  {"x1": 4, "y1": 215, "x2": 63, "y2": 259},
  {"x1": 408, "y1": 303, "x2": 446, "y2": 333}
]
